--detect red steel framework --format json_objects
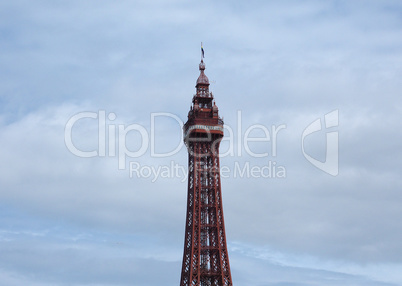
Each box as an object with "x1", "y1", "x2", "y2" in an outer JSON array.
[{"x1": 180, "y1": 59, "x2": 233, "y2": 286}]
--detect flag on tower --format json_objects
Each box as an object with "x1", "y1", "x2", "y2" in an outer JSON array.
[{"x1": 201, "y1": 43, "x2": 205, "y2": 58}]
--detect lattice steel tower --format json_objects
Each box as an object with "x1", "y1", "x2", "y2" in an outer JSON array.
[{"x1": 180, "y1": 59, "x2": 233, "y2": 286}]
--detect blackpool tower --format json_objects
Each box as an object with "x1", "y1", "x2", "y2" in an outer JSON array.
[{"x1": 179, "y1": 57, "x2": 233, "y2": 286}]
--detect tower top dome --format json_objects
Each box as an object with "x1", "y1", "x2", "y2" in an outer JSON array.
[{"x1": 196, "y1": 59, "x2": 209, "y2": 86}]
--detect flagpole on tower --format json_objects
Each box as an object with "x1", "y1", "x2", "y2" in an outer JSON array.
[{"x1": 201, "y1": 42, "x2": 205, "y2": 61}]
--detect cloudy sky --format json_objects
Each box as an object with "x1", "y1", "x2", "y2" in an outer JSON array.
[{"x1": 1, "y1": 0, "x2": 402, "y2": 285}]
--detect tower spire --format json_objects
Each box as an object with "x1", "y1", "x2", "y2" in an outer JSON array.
[{"x1": 201, "y1": 42, "x2": 205, "y2": 61}]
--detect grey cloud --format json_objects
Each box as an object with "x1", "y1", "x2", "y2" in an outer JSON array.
[{"x1": 0, "y1": 0, "x2": 401, "y2": 285}]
